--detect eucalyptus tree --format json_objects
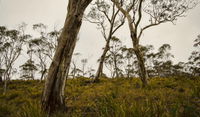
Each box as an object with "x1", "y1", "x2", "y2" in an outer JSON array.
[
  {"x1": 31, "y1": 38, "x2": 48, "y2": 81},
  {"x1": 32, "y1": 23, "x2": 49, "y2": 81},
  {"x1": 26, "y1": 39, "x2": 36, "y2": 79},
  {"x1": 45, "y1": 28, "x2": 60, "y2": 60},
  {"x1": 19, "y1": 59, "x2": 38, "y2": 80},
  {"x1": 86, "y1": 0, "x2": 125, "y2": 82},
  {"x1": 0, "y1": 24, "x2": 28, "y2": 93},
  {"x1": 172, "y1": 62, "x2": 189, "y2": 77},
  {"x1": 112, "y1": 0, "x2": 198, "y2": 86},
  {"x1": 121, "y1": 45, "x2": 155, "y2": 78},
  {"x1": 17, "y1": 23, "x2": 35, "y2": 80},
  {"x1": 122, "y1": 46, "x2": 137, "y2": 78},
  {"x1": 156, "y1": 44, "x2": 174, "y2": 62},
  {"x1": 140, "y1": 45, "x2": 156, "y2": 77},
  {"x1": 42, "y1": 0, "x2": 93, "y2": 114},
  {"x1": 153, "y1": 44, "x2": 174, "y2": 77},
  {"x1": 104, "y1": 37, "x2": 124, "y2": 78}
]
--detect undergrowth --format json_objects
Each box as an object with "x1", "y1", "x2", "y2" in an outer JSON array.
[{"x1": 0, "y1": 77, "x2": 200, "y2": 117}]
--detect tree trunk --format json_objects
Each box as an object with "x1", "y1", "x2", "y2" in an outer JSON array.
[
  {"x1": 41, "y1": 0, "x2": 92, "y2": 114},
  {"x1": 127, "y1": 58, "x2": 130, "y2": 78},
  {"x1": 133, "y1": 46, "x2": 148, "y2": 87},
  {"x1": 3, "y1": 70, "x2": 10, "y2": 94},
  {"x1": 93, "y1": 4, "x2": 124, "y2": 81},
  {"x1": 72, "y1": 62, "x2": 76, "y2": 79},
  {"x1": 131, "y1": 32, "x2": 148, "y2": 86},
  {"x1": 40, "y1": 68, "x2": 47, "y2": 82},
  {"x1": 0, "y1": 74, "x2": 2, "y2": 83},
  {"x1": 128, "y1": 14, "x2": 148, "y2": 87},
  {"x1": 94, "y1": 42, "x2": 110, "y2": 82},
  {"x1": 3, "y1": 79, "x2": 7, "y2": 95},
  {"x1": 113, "y1": 55, "x2": 119, "y2": 78}
]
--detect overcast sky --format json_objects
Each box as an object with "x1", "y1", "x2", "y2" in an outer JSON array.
[{"x1": 0, "y1": 0, "x2": 200, "y2": 73}]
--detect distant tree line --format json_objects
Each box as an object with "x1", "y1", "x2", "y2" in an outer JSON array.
[
  {"x1": 0, "y1": 23, "x2": 199, "y2": 86},
  {"x1": 103, "y1": 36, "x2": 200, "y2": 78},
  {"x1": 0, "y1": 23, "x2": 59, "y2": 92}
]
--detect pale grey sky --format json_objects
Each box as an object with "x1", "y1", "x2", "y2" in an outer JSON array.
[{"x1": 0, "y1": 0, "x2": 200, "y2": 73}]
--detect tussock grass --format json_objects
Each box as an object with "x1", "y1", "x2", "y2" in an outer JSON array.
[{"x1": 0, "y1": 77, "x2": 200, "y2": 117}]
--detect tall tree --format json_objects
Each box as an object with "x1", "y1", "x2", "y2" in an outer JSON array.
[
  {"x1": 19, "y1": 59, "x2": 38, "y2": 80},
  {"x1": 140, "y1": 45, "x2": 156, "y2": 77},
  {"x1": 104, "y1": 37, "x2": 124, "y2": 78},
  {"x1": 1, "y1": 24, "x2": 28, "y2": 93},
  {"x1": 32, "y1": 23, "x2": 49, "y2": 81},
  {"x1": 41, "y1": 0, "x2": 92, "y2": 114},
  {"x1": 112, "y1": 0, "x2": 198, "y2": 87},
  {"x1": 86, "y1": 0, "x2": 125, "y2": 82},
  {"x1": 121, "y1": 46, "x2": 137, "y2": 78},
  {"x1": 153, "y1": 44, "x2": 174, "y2": 77},
  {"x1": 26, "y1": 39, "x2": 36, "y2": 79},
  {"x1": 46, "y1": 28, "x2": 60, "y2": 60}
]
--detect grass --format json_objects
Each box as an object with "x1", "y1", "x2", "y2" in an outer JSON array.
[{"x1": 0, "y1": 77, "x2": 200, "y2": 117}]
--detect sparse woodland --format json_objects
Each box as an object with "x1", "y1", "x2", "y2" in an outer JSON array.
[{"x1": 0, "y1": 0, "x2": 200, "y2": 116}]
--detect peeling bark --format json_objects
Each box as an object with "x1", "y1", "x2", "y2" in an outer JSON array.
[{"x1": 41, "y1": 0, "x2": 92, "y2": 114}]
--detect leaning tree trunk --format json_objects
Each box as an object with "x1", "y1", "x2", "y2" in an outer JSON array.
[
  {"x1": 126, "y1": 13, "x2": 148, "y2": 87},
  {"x1": 130, "y1": 32, "x2": 148, "y2": 87},
  {"x1": 133, "y1": 46, "x2": 148, "y2": 87},
  {"x1": 41, "y1": 0, "x2": 92, "y2": 114},
  {"x1": 94, "y1": 41, "x2": 110, "y2": 82},
  {"x1": 94, "y1": 20, "x2": 115, "y2": 82}
]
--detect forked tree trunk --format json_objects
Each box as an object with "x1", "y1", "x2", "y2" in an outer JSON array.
[
  {"x1": 41, "y1": 0, "x2": 92, "y2": 114},
  {"x1": 111, "y1": 0, "x2": 148, "y2": 87},
  {"x1": 128, "y1": 15, "x2": 148, "y2": 87}
]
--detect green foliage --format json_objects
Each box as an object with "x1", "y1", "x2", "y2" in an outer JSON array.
[{"x1": 0, "y1": 77, "x2": 200, "y2": 117}]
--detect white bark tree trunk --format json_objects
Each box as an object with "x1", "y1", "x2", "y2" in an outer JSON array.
[{"x1": 41, "y1": 0, "x2": 92, "y2": 114}]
